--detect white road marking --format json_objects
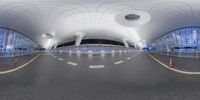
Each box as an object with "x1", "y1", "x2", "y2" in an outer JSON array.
[
  {"x1": 0, "y1": 54, "x2": 40, "y2": 75},
  {"x1": 132, "y1": 54, "x2": 138, "y2": 57},
  {"x1": 114, "y1": 60, "x2": 124, "y2": 65},
  {"x1": 51, "y1": 55, "x2": 59, "y2": 59},
  {"x1": 58, "y1": 58, "x2": 63, "y2": 61},
  {"x1": 67, "y1": 62, "x2": 78, "y2": 66},
  {"x1": 89, "y1": 65, "x2": 105, "y2": 69},
  {"x1": 148, "y1": 53, "x2": 200, "y2": 75},
  {"x1": 131, "y1": 53, "x2": 141, "y2": 58},
  {"x1": 126, "y1": 57, "x2": 131, "y2": 60}
]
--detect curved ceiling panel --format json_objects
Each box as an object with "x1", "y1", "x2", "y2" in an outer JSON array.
[{"x1": 0, "y1": 0, "x2": 199, "y2": 48}]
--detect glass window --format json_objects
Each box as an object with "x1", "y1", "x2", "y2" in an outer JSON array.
[
  {"x1": 0, "y1": 27, "x2": 38, "y2": 53},
  {"x1": 153, "y1": 27, "x2": 200, "y2": 56}
]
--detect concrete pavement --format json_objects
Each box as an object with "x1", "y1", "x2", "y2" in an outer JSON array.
[{"x1": 0, "y1": 51, "x2": 200, "y2": 100}]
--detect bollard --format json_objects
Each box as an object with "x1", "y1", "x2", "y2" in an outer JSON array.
[
  {"x1": 168, "y1": 58, "x2": 173, "y2": 68},
  {"x1": 13, "y1": 58, "x2": 18, "y2": 68}
]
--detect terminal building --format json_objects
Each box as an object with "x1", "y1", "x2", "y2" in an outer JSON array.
[{"x1": 0, "y1": 0, "x2": 200, "y2": 100}]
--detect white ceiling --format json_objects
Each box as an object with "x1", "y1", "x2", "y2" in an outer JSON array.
[{"x1": 0, "y1": 0, "x2": 200, "y2": 47}]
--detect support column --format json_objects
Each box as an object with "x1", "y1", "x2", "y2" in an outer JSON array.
[
  {"x1": 53, "y1": 44, "x2": 57, "y2": 49},
  {"x1": 75, "y1": 32, "x2": 84, "y2": 47},
  {"x1": 123, "y1": 39, "x2": 129, "y2": 48}
]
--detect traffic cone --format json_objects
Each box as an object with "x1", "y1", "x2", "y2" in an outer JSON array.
[
  {"x1": 13, "y1": 58, "x2": 18, "y2": 68},
  {"x1": 168, "y1": 58, "x2": 173, "y2": 68}
]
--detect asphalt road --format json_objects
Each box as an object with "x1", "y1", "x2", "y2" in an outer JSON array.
[
  {"x1": 0, "y1": 54, "x2": 38, "y2": 71},
  {"x1": 0, "y1": 51, "x2": 200, "y2": 100},
  {"x1": 152, "y1": 53, "x2": 200, "y2": 72}
]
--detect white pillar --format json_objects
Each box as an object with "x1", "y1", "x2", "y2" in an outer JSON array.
[
  {"x1": 123, "y1": 39, "x2": 129, "y2": 48},
  {"x1": 53, "y1": 44, "x2": 57, "y2": 49},
  {"x1": 75, "y1": 32, "x2": 84, "y2": 47}
]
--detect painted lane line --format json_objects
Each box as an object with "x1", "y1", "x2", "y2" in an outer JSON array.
[
  {"x1": 132, "y1": 53, "x2": 140, "y2": 58},
  {"x1": 54, "y1": 56, "x2": 58, "y2": 58},
  {"x1": 148, "y1": 53, "x2": 200, "y2": 75},
  {"x1": 67, "y1": 62, "x2": 78, "y2": 66},
  {"x1": 58, "y1": 58, "x2": 63, "y2": 61},
  {"x1": 126, "y1": 57, "x2": 131, "y2": 60},
  {"x1": 52, "y1": 55, "x2": 58, "y2": 59},
  {"x1": 114, "y1": 60, "x2": 124, "y2": 65},
  {"x1": 0, "y1": 54, "x2": 40, "y2": 75},
  {"x1": 89, "y1": 65, "x2": 105, "y2": 69}
]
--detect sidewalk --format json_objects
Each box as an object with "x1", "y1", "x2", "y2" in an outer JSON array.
[
  {"x1": 0, "y1": 53, "x2": 38, "y2": 71},
  {"x1": 151, "y1": 53, "x2": 200, "y2": 72}
]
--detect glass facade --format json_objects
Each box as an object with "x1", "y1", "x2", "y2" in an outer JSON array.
[
  {"x1": 153, "y1": 27, "x2": 200, "y2": 57},
  {"x1": 0, "y1": 28, "x2": 39, "y2": 57},
  {"x1": 54, "y1": 44, "x2": 132, "y2": 54}
]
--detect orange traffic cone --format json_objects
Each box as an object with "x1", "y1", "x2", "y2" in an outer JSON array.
[
  {"x1": 13, "y1": 58, "x2": 18, "y2": 68},
  {"x1": 168, "y1": 58, "x2": 173, "y2": 68}
]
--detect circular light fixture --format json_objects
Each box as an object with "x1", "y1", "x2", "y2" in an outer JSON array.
[
  {"x1": 115, "y1": 10, "x2": 151, "y2": 27},
  {"x1": 125, "y1": 14, "x2": 140, "y2": 21}
]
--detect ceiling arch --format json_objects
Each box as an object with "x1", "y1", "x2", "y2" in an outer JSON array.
[{"x1": 0, "y1": 0, "x2": 199, "y2": 48}]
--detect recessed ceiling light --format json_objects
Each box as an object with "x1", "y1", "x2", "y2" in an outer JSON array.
[
  {"x1": 115, "y1": 10, "x2": 151, "y2": 27},
  {"x1": 125, "y1": 14, "x2": 140, "y2": 21}
]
